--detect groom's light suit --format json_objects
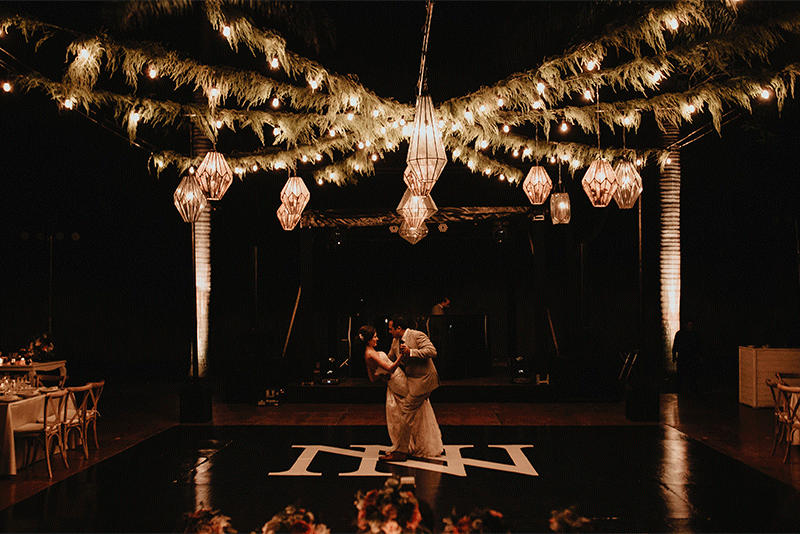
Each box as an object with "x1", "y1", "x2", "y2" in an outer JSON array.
[{"x1": 387, "y1": 328, "x2": 439, "y2": 454}]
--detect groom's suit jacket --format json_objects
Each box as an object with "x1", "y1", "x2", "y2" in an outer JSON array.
[{"x1": 388, "y1": 328, "x2": 439, "y2": 398}]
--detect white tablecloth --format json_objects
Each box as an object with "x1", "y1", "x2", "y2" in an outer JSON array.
[{"x1": 0, "y1": 393, "x2": 74, "y2": 475}]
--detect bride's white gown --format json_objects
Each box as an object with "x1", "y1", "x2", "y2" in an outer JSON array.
[{"x1": 374, "y1": 351, "x2": 443, "y2": 457}]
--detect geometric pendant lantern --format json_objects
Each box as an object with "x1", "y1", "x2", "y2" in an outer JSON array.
[
  {"x1": 550, "y1": 192, "x2": 571, "y2": 224},
  {"x1": 581, "y1": 159, "x2": 618, "y2": 207},
  {"x1": 277, "y1": 203, "x2": 301, "y2": 231},
  {"x1": 398, "y1": 220, "x2": 428, "y2": 244},
  {"x1": 396, "y1": 187, "x2": 437, "y2": 230},
  {"x1": 613, "y1": 160, "x2": 643, "y2": 209},
  {"x1": 194, "y1": 150, "x2": 234, "y2": 201},
  {"x1": 173, "y1": 173, "x2": 208, "y2": 223},
  {"x1": 522, "y1": 166, "x2": 553, "y2": 205},
  {"x1": 280, "y1": 176, "x2": 311, "y2": 217},
  {"x1": 406, "y1": 94, "x2": 447, "y2": 197}
]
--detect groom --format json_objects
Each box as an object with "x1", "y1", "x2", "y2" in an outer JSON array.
[{"x1": 380, "y1": 314, "x2": 440, "y2": 462}]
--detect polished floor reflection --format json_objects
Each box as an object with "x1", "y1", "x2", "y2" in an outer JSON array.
[{"x1": 0, "y1": 378, "x2": 799, "y2": 532}]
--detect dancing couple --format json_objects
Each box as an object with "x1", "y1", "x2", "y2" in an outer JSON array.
[{"x1": 358, "y1": 315, "x2": 443, "y2": 461}]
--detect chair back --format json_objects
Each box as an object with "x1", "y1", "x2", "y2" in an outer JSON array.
[
  {"x1": 88, "y1": 380, "x2": 104, "y2": 416},
  {"x1": 766, "y1": 379, "x2": 787, "y2": 420},
  {"x1": 65, "y1": 384, "x2": 92, "y2": 426},
  {"x1": 43, "y1": 389, "x2": 69, "y2": 434},
  {"x1": 777, "y1": 382, "x2": 800, "y2": 426},
  {"x1": 776, "y1": 372, "x2": 800, "y2": 384}
]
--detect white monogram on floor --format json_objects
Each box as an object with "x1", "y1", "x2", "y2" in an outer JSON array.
[{"x1": 269, "y1": 445, "x2": 537, "y2": 477}]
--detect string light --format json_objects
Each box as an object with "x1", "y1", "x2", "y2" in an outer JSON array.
[
  {"x1": 365, "y1": 140, "x2": 371, "y2": 147},
  {"x1": 371, "y1": 154, "x2": 378, "y2": 161},
  {"x1": 480, "y1": 140, "x2": 489, "y2": 149},
  {"x1": 148, "y1": 66, "x2": 158, "y2": 79},
  {"x1": 347, "y1": 112, "x2": 354, "y2": 121},
  {"x1": 358, "y1": 142, "x2": 365, "y2": 149},
  {"x1": 270, "y1": 57, "x2": 279, "y2": 69},
  {"x1": 373, "y1": 109, "x2": 380, "y2": 117},
  {"x1": 533, "y1": 100, "x2": 543, "y2": 109},
  {"x1": 512, "y1": 149, "x2": 519, "y2": 157},
  {"x1": 585, "y1": 59, "x2": 597, "y2": 71},
  {"x1": 315, "y1": 154, "x2": 323, "y2": 161},
  {"x1": 273, "y1": 127, "x2": 281, "y2": 135},
  {"x1": 497, "y1": 97, "x2": 504, "y2": 107},
  {"x1": 560, "y1": 121, "x2": 569, "y2": 132},
  {"x1": 760, "y1": 88, "x2": 771, "y2": 99},
  {"x1": 349, "y1": 96, "x2": 359, "y2": 107},
  {"x1": 536, "y1": 82, "x2": 546, "y2": 94},
  {"x1": 79, "y1": 48, "x2": 90, "y2": 60},
  {"x1": 584, "y1": 89, "x2": 593, "y2": 101},
  {"x1": 271, "y1": 97, "x2": 280, "y2": 108},
  {"x1": 215, "y1": 119, "x2": 223, "y2": 129},
  {"x1": 479, "y1": 104, "x2": 486, "y2": 112},
  {"x1": 464, "y1": 109, "x2": 473, "y2": 122},
  {"x1": 329, "y1": 129, "x2": 336, "y2": 137},
  {"x1": 317, "y1": 177, "x2": 324, "y2": 185},
  {"x1": 252, "y1": 164, "x2": 258, "y2": 172},
  {"x1": 452, "y1": 148, "x2": 461, "y2": 158},
  {"x1": 301, "y1": 155, "x2": 308, "y2": 162},
  {"x1": 209, "y1": 87, "x2": 220, "y2": 98},
  {"x1": 2, "y1": 82, "x2": 11, "y2": 92},
  {"x1": 309, "y1": 79, "x2": 318, "y2": 90},
  {"x1": 668, "y1": 18, "x2": 679, "y2": 30},
  {"x1": 222, "y1": 25, "x2": 231, "y2": 37},
  {"x1": 499, "y1": 174, "x2": 506, "y2": 181},
  {"x1": 130, "y1": 111, "x2": 140, "y2": 123},
  {"x1": 502, "y1": 124, "x2": 510, "y2": 133},
  {"x1": 63, "y1": 98, "x2": 74, "y2": 109}
]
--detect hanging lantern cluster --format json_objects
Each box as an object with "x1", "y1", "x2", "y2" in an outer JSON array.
[
  {"x1": 399, "y1": 220, "x2": 429, "y2": 244},
  {"x1": 194, "y1": 150, "x2": 234, "y2": 201},
  {"x1": 581, "y1": 159, "x2": 618, "y2": 207},
  {"x1": 277, "y1": 176, "x2": 310, "y2": 231},
  {"x1": 522, "y1": 166, "x2": 553, "y2": 205},
  {"x1": 613, "y1": 160, "x2": 643, "y2": 209},
  {"x1": 406, "y1": 94, "x2": 447, "y2": 197},
  {"x1": 397, "y1": 181, "x2": 437, "y2": 231},
  {"x1": 173, "y1": 173, "x2": 208, "y2": 223}
]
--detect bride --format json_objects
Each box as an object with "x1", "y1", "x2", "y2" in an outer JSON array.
[{"x1": 358, "y1": 325, "x2": 443, "y2": 458}]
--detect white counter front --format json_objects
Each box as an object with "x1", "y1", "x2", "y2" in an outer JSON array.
[{"x1": 739, "y1": 346, "x2": 800, "y2": 407}]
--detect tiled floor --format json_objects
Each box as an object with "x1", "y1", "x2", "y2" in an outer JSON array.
[{"x1": 1, "y1": 376, "x2": 799, "y2": 515}]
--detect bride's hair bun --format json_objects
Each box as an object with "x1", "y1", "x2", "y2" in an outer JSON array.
[{"x1": 358, "y1": 333, "x2": 365, "y2": 341}]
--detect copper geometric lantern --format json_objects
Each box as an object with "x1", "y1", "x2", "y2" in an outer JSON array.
[
  {"x1": 398, "y1": 220, "x2": 428, "y2": 244},
  {"x1": 406, "y1": 94, "x2": 447, "y2": 197},
  {"x1": 194, "y1": 150, "x2": 233, "y2": 201},
  {"x1": 173, "y1": 173, "x2": 208, "y2": 223},
  {"x1": 396, "y1": 187, "x2": 437, "y2": 230},
  {"x1": 581, "y1": 159, "x2": 618, "y2": 207},
  {"x1": 277, "y1": 203, "x2": 301, "y2": 231},
  {"x1": 280, "y1": 176, "x2": 311, "y2": 217},
  {"x1": 522, "y1": 166, "x2": 553, "y2": 205},
  {"x1": 613, "y1": 160, "x2": 643, "y2": 209},
  {"x1": 550, "y1": 192, "x2": 571, "y2": 224}
]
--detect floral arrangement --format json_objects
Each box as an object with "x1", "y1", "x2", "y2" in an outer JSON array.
[
  {"x1": 441, "y1": 508, "x2": 509, "y2": 534},
  {"x1": 548, "y1": 506, "x2": 593, "y2": 533},
  {"x1": 355, "y1": 477, "x2": 427, "y2": 534},
  {"x1": 20, "y1": 333, "x2": 54, "y2": 361},
  {"x1": 179, "y1": 507, "x2": 236, "y2": 534},
  {"x1": 261, "y1": 505, "x2": 329, "y2": 534}
]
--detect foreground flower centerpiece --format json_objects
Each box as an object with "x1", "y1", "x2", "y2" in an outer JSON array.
[
  {"x1": 442, "y1": 508, "x2": 509, "y2": 534},
  {"x1": 261, "y1": 505, "x2": 329, "y2": 534},
  {"x1": 355, "y1": 477, "x2": 426, "y2": 533},
  {"x1": 179, "y1": 507, "x2": 236, "y2": 533}
]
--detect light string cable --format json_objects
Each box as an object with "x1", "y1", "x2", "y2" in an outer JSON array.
[
  {"x1": 417, "y1": 0, "x2": 434, "y2": 96},
  {"x1": 0, "y1": 44, "x2": 158, "y2": 154}
]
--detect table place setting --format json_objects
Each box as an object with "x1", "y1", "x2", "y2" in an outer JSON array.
[{"x1": 0, "y1": 375, "x2": 41, "y2": 401}]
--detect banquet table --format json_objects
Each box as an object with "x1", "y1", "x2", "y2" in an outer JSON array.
[
  {"x1": 0, "y1": 360, "x2": 66, "y2": 384},
  {"x1": 0, "y1": 390, "x2": 72, "y2": 475}
]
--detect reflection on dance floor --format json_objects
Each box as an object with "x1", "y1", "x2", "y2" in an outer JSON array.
[{"x1": 1, "y1": 424, "x2": 799, "y2": 533}]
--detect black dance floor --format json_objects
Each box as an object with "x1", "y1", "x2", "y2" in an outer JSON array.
[{"x1": 1, "y1": 424, "x2": 799, "y2": 533}]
